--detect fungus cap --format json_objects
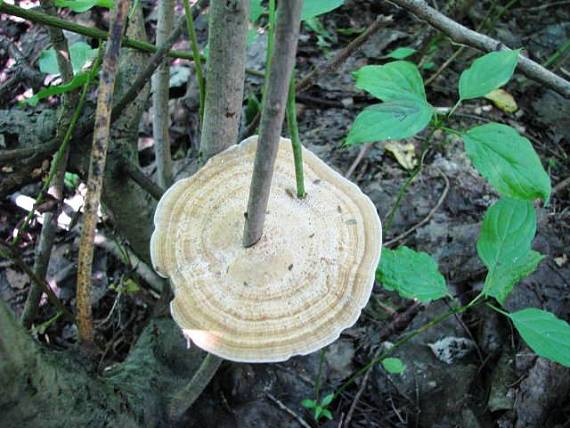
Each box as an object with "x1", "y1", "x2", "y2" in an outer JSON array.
[{"x1": 150, "y1": 136, "x2": 382, "y2": 362}]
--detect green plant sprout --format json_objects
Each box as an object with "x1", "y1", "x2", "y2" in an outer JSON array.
[{"x1": 300, "y1": 48, "x2": 570, "y2": 422}]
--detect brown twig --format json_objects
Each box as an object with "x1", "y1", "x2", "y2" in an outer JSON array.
[
  {"x1": 121, "y1": 160, "x2": 165, "y2": 201},
  {"x1": 0, "y1": 142, "x2": 59, "y2": 164},
  {"x1": 345, "y1": 144, "x2": 372, "y2": 179},
  {"x1": 76, "y1": 0, "x2": 130, "y2": 346},
  {"x1": 553, "y1": 176, "x2": 570, "y2": 195},
  {"x1": 344, "y1": 301, "x2": 423, "y2": 427},
  {"x1": 0, "y1": 242, "x2": 73, "y2": 321},
  {"x1": 241, "y1": 14, "x2": 393, "y2": 139},
  {"x1": 243, "y1": 0, "x2": 303, "y2": 247},
  {"x1": 20, "y1": 0, "x2": 78, "y2": 328},
  {"x1": 0, "y1": 2, "x2": 194, "y2": 61},
  {"x1": 265, "y1": 392, "x2": 312, "y2": 428},
  {"x1": 388, "y1": 0, "x2": 570, "y2": 98},
  {"x1": 384, "y1": 168, "x2": 449, "y2": 247},
  {"x1": 168, "y1": 353, "x2": 223, "y2": 420},
  {"x1": 297, "y1": 15, "x2": 393, "y2": 92}
]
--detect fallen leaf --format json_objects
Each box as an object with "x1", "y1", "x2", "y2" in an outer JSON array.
[
  {"x1": 385, "y1": 141, "x2": 417, "y2": 170},
  {"x1": 484, "y1": 89, "x2": 518, "y2": 113}
]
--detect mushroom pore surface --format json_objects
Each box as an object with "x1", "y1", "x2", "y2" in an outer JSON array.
[{"x1": 150, "y1": 136, "x2": 382, "y2": 362}]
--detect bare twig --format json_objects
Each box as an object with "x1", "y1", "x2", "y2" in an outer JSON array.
[
  {"x1": 168, "y1": 353, "x2": 223, "y2": 420},
  {"x1": 265, "y1": 392, "x2": 312, "y2": 428},
  {"x1": 553, "y1": 176, "x2": 570, "y2": 195},
  {"x1": 384, "y1": 168, "x2": 450, "y2": 247},
  {"x1": 76, "y1": 0, "x2": 130, "y2": 345},
  {"x1": 388, "y1": 0, "x2": 570, "y2": 97},
  {"x1": 0, "y1": 142, "x2": 59, "y2": 164},
  {"x1": 344, "y1": 301, "x2": 422, "y2": 427},
  {"x1": 0, "y1": 2, "x2": 195, "y2": 61},
  {"x1": 152, "y1": 0, "x2": 175, "y2": 189},
  {"x1": 243, "y1": 0, "x2": 303, "y2": 247},
  {"x1": 345, "y1": 144, "x2": 372, "y2": 179},
  {"x1": 0, "y1": 242, "x2": 73, "y2": 321},
  {"x1": 121, "y1": 160, "x2": 165, "y2": 201},
  {"x1": 20, "y1": 0, "x2": 84, "y2": 328},
  {"x1": 343, "y1": 347, "x2": 380, "y2": 427},
  {"x1": 183, "y1": 0, "x2": 206, "y2": 121},
  {"x1": 94, "y1": 232, "x2": 164, "y2": 294},
  {"x1": 297, "y1": 15, "x2": 393, "y2": 92}
]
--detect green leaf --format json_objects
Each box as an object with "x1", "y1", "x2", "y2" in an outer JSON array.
[
  {"x1": 70, "y1": 42, "x2": 98, "y2": 74},
  {"x1": 321, "y1": 409, "x2": 334, "y2": 420},
  {"x1": 302, "y1": 0, "x2": 344, "y2": 20},
  {"x1": 301, "y1": 399, "x2": 317, "y2": 409},
  {"x1": 39, "y1": 42, "x2": 97, "y2": 75},
  {"x1": 346, "y1": 96, "x2": 433, "y2": 145},
  {"x1": 353, "y1": 61, "x2": 427, "y2": 101},
  {"x1": 249, "y1": 0, "x2": 264, "y2": 22},
  {"x1": 321, "y1": 393, "x2": 334, "y2": 406},
  {"x1": 459, "y1": 50, "x2": 520, "y2": 100},
  {"x1": 381, "y1": 357, "x2": 406, "y2": 374},
  {"x1": 54, "y1": 0, "x2": 113, "y2": 12},
  {"x1": 314, "y1": 406, "x2": 323, "y2": 420},
  {"x1": 477, "y1": 198, "x2": 544, "y2": 304},
  {"x1": 484, "y1": 251, "x2": 544, "y2": 304},
  {"x1": 509, "y1": 308, "x2": 570, "y2": 367},
  {"x1": 39, "y1": 48, "x2": 60, "y2": 75},
  {"x1": 376, "y1": 246, "x2": 448, "y2": 302},
  {"x1": 25, "y1": 72, "x2": 90, "y2": 106},
  {"x1": 385, "y1": 47, "x2": 416, "y2": 60},
  {"x1": 463, "y1": 123, "x2": 551, "y2": 202}
]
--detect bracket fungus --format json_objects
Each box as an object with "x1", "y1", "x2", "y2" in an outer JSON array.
[{"x1": 150, "y1": 136, "x2": 382, "y2": 362}]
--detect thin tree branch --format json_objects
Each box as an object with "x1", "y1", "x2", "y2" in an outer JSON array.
[
  {"x1": 121, "y1": 160, "x2": 165, "y2": 201},
  {"x1": 0, "y1": 2, "x2": 194, "y2": 61},
  {"x1": 183, "y1": 0, "x2": 206, "y2": 122},
  {"x1": 76, "y1": 0, "x2": 130, "y2": 346},
  {"x1": 297, "y1": 14, "x2": 393, "y2": 92},
  {"x1": 199, "y1": 0, "x2": 250, "y2": 161},
  {"x1": 152, "y1": 0, "x2": 175, "y2": 189},
  {"x1": 388, "y1": 0, "x2": 570, "y2": 98},
  {"x1": 242, "y1": 14, "x2": 393, "y2": 139},
  {"x1": 0, "y1": 242, "x2": 73, "y2": 321},
  {"x1": 168, "y1": 354, "x2": 223, "y2": 420},
  {"x1": 243, "y1": 0, "x2": 303, "y2": 247},
  {"x1": 20, "y1": 0, "x2": 78, "y2": 328}
]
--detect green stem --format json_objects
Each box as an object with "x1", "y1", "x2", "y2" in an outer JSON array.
[
  {"x1": 0, "y1": 2, "x2": 194, "y2": 60},
  {"x1": 486, "y1": 302, "x2": 510, "y2": 317},
  {"x1": 333, "y1": 296, "x2": 483, "y2": 399},
  {"x1": 544, "y1": 39, "x2": 570, "y2": 68},
  {"x1": 12, "y1": 45, "x2": 104, "y2": 246},
  {"x1": 286, "y1": 72, "x2": 305, "y2": 198},
  {"x1": 183, "y1": 0, "x2": 206, "y2": 122},
  {"x1": 384, "y1": 127, "x2": 436, "y2": 233},
  {"x1": 447, "y1": 99, "x2": 462, "y2": 119}
]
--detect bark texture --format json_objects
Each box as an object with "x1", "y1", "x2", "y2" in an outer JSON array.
[
  {"x1": 243, "y1": 0, "x2": 303, "y2": 247},
  {"x1": 200, "y1": 0, "x2": 249, "y2": 161},
  {"x1": 151, "y1": 0, "x2": 175, "y2": 188}
]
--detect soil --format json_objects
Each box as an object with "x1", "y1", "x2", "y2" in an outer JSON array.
[{"x1": 1, "y1": 0, "x2": 569, "y2": 427}]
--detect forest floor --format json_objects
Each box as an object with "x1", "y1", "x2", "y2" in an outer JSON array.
[{"x1": 1, "y1": 0, "x2": 569, "y2": 427}]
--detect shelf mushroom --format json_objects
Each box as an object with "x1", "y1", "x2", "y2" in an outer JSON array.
[{"x1": 150, "y1": 136, "x2": 382, "y2": 362}]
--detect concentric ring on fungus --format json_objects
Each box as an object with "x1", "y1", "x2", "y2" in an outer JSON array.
[{"x1": 150, "y1": 136, "x2": 382, "y2": 363}]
